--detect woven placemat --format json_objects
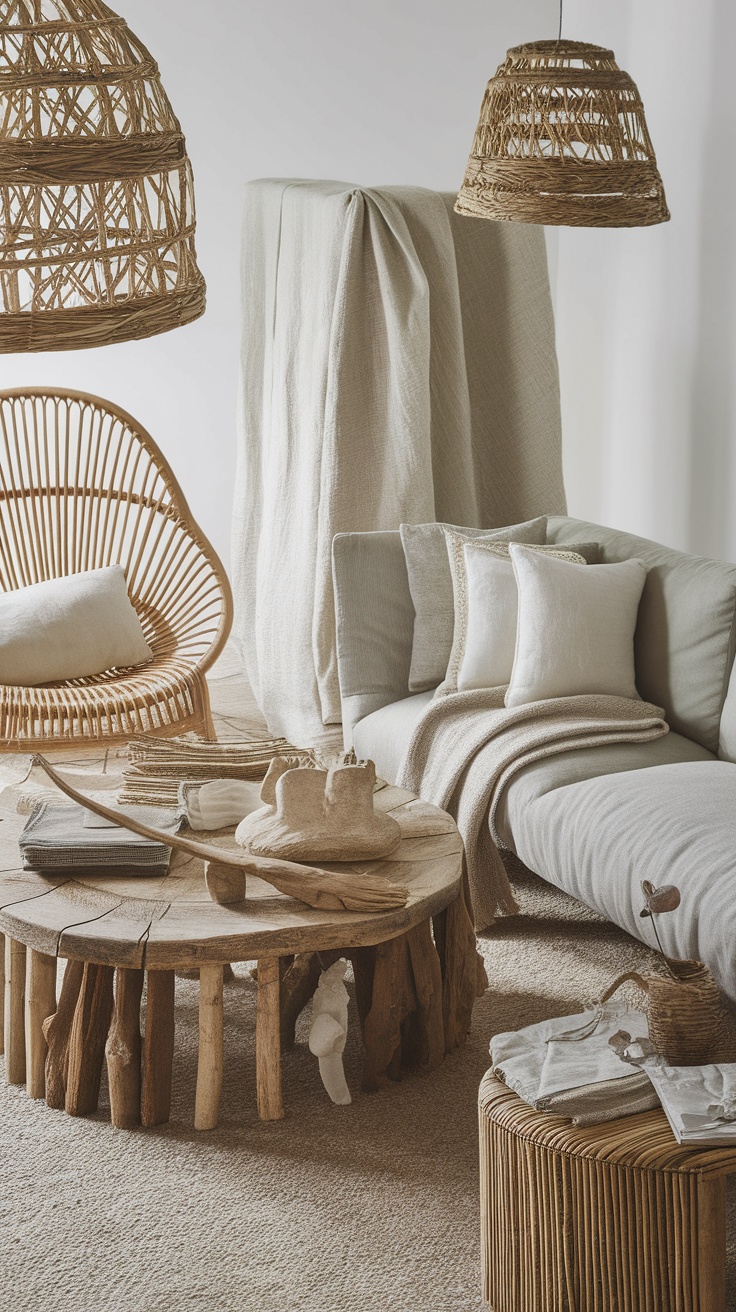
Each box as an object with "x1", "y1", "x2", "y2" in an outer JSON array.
[{"x1": 118, "y1": 735, "x2": 316, "y2": 807}]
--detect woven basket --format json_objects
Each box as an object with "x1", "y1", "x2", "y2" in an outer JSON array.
[
  {"x1": 0, "y1": 0, "x2": 206, "y2": 351},
  {"x1": 456, "y1": 40, "x2": 669, "y2": 228},
  {"x1": 602, "y1": 958, "x2": 731, "y2": 1065}
]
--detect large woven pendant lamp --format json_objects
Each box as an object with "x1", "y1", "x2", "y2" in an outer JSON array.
[
  {"x1": 0, "y1": 1, "x2": 206, "y2": 352},
  {"x1": 456, "y1": 39, "x2": 669, "y2": 227}
]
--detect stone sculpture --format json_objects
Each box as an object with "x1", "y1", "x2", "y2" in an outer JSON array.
[
  {"x1": 235, "y1": 756, "x2": 402, "y2": 862},
  {"x1": 308, "y1": 960, "x2": 351, "y2": 1105}
]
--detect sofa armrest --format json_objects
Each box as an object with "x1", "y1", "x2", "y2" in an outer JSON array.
[{"x1": 332, "y1": 530, "x2": 414, "y2": 747}]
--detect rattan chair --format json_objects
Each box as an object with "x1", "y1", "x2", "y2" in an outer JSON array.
[{"x1": 0, "y1": 389, "x2": 232, "y2": 747}]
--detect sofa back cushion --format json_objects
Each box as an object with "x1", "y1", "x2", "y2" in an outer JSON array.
[
  {"x1": 547, "y1": 517, "x2": 736, "y2": 754},
  {"x1": 333, "y1": 518, "x2": 736, "y2": 757},
  {"x1": 332, "y1": 530, "x2": 414, "y2": 745}
]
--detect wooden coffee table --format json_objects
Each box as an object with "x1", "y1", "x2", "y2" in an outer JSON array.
[{"x1": 0, "y1": 777, "x2": 484, "y2": 1130}]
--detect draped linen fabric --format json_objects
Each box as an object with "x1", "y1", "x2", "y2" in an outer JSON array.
[{"x1": 233, "y1": 179, "x2": 565, "y2": 743}]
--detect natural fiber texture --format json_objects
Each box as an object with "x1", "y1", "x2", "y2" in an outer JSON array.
[
  {"x1": 0, "y1": 0, "x2": 205, "y2": 351},
  {"x1": 236, "y1": 181, "x2": 565, "y2": 743},
  {"x1": 1, "y1": 661, "x2": 734, "y2": 1312},
  {"x1": 118, "y1": 734, "x2": 315, "y2": 807},
  {"x1": 397, "y1": 688, "x2": 668, "y2": 929},
  {"x1": 479, "y1": 1072, "x2": 736, "y2": 1311},
  {"x1": 0, "y1": 388, "x2": 231, "y2": 746},
  {"x1": 645, "y1": 960, "x2": 732, "y2": 1065},
  {"x1": 456, "y1": 40, "x2": 670, "y2": 227}
]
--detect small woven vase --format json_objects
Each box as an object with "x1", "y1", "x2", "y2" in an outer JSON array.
[
  {"x1": 645, "y1": 958, "x2": 730, "y2": 1065},
  {"x1": 603, "y1": 959, "x2": 731, "y2": 1065}
]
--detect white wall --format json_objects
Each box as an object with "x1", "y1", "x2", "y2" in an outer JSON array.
[
  {"x1": 0, "y1": 0, "x2": 553, "y2": 571},
  {"x1": 3, "y1": 1, "x2": 730, "y2": 565},
  {"x1": 556, "y1": 0, "x2": 736, "y2": 560}
]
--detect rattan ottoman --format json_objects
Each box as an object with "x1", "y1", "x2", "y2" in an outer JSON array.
[{"x1": 479, "y1": 1070, "x2": 736, "y2": 1312}]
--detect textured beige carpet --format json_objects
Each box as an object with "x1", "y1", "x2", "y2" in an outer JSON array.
[{"x1": 1, "y1": 656, "x2": 733, "y2": 1312}]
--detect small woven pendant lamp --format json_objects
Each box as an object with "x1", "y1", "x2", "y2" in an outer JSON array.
[
  {"x1": 0, "y1": 0, "x2": 206, "y2": 351},
  {"x1": 456, "y1": 40, "x2": 670, "y2": 227}
]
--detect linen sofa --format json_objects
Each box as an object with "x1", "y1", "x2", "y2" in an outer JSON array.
[{"x1": 332, "y1": 516, "x2": 736, "y2": 1001}]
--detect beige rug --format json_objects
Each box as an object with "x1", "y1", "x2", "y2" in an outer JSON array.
[{"x1": 1, "y1": 656, "x2": 733, "y2": 1312}]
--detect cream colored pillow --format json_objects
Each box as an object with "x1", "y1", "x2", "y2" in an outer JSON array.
[
  {"x1": 0, "y1": 566, "x2": 153, "y2": 687},
  {"x1": 505, "y1": 544, "x2": 647, "y2": 707},
  {"x1": 438, "y1": 534, "x2": 589, "y2": 696},
  {"x1": 399, "y1": 516, "x2": 548, "y2": 691}
]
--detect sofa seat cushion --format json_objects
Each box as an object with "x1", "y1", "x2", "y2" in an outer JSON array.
[
  {"x1": 496, "y1": 731, "x2": 715, "y2": 847},
  {"x1": 353, "y1": 691, "x2": 434, "y2": 785},
  {"x1": 503, "y1": 758, "x2": 736, "y2": 1001}
]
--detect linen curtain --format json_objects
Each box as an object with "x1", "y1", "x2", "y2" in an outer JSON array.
[{"x1": 233, "y1": 179, "x2": 565, "y2": 743}]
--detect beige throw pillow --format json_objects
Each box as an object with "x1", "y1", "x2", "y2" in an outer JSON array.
[
  {"x1": 505, "y1": 545, "x2": 647, "y2": 707},
  {"x1": 438, "y1": 536, "x2": 587, "y2": 696},
  {"x1": 0, "y1": 566, "x2": 153, "y2": 687},
  {"x1": 400, "y1": 516, "x2": 548, "y2": 692}
]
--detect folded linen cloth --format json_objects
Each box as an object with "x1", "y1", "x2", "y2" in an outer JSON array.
[
  {"x1": 490, "y1": 1005, "x2": 660, "y2": 1126},
  {"x1": 643, "y1": 1063, "x2": 736, "y2": 1142},
  {"x1": 19, "y1": 802, "x2": 183, "y2": 872},
  {"x1": 119, "y1": 737, "x2": 316, "y2": 807},
  {"x1": 397, "y1": 688, "x2": 668, "y2": 928},
  {"x1": 182, "y1": 779, "x2": 264, "y2": 831}
]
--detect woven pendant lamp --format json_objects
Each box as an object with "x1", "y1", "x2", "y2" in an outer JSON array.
[
  {"x1": 456, "y1": 40, "x2": 669, "y2": 228},
  {"x1": 0, "y1": 0, "x2": 206, "y2": 352}
]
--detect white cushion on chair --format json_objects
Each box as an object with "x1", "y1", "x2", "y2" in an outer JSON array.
[{"x1": 0, "y1": 566, "x2": 153, "y2": 687}]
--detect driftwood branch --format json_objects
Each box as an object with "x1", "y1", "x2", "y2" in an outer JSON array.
[{"x1": 32, "y1": 756, "x2": 409, "y2": 915}]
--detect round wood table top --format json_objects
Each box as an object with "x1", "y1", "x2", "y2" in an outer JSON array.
[{"x1": 0, "y1": 779, "x2": 464, "y2": 970}]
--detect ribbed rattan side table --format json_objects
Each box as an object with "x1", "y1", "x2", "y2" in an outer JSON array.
[{"x1": 479, "y1": 1071, "x2": 736, "y2": 1312}]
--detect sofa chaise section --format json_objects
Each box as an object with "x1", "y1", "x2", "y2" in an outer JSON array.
[{"x1": 334, "y1": 517, "x2": 736, "y2": 999}]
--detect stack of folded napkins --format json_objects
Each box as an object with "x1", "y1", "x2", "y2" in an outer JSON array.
[
  {"x1": 118, "y1": 735, "x2": 314, "y2": 807},
  {"x1": 490, "y1": 1004, "x2": 659, "y2": 1126},
  {"x1": 19, "y1": 802, "x2": 183, "y2": 875},
  {"x1": 644, "y1": 1063, "x2": 736, "y2": 1144}
]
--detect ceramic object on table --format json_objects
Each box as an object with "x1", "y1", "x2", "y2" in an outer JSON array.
[{"x1": 235, "y1": 757, "x2": 401, "y2": 862}]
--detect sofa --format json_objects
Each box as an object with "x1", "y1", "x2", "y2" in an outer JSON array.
[{"x1": 332, "y1": 515, "x2": 736, "y2": 1002}]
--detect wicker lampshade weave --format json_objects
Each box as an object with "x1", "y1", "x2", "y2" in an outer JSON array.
[
  {"x1": 0, "y1": 0, "x2": 206, "y2": 351},
  {"x1": 456, "y1": 40, "x2": 670, "y2": 228}
]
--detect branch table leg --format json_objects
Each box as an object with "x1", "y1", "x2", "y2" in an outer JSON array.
[
  {"x1": 194, "y1": 964, "x2": 224, "y2": 1131},
  {"x1": 361, "y1": 933, "x2": 417, "y2": 1092},
  {"x1": 65, "y1": 962, "x2": 115, "y2": 1116},
  {"x1": 279, "y1": 953, "x2": 321, "y2": 1049},
  {"x1": 106, "y1": 968, "x2": 144, "y2": 1129},
  {"x1": 405, "y1": 919, "x2": 445, "y2": 1071},
  {"x1": 44, "y1": 959, "x2": 84, "y2": 1110},
  {"x1": 141, "y1": 969, "x2": 175, "y2": 1127},
  {"x1": 440, "y1": 893, "x2": 485, "y2": 1053},
  {"x1": 256, "y1": 956, "x2": 284, "y2": 1120},
  {"x1": 349, "y1": 946, "x2": 377, "y2": 1034},
  {"x1": 4, "y1": 937, "x2": 26, "y2": 1085},
  {"x1": 25, "y1": 950, "x2": 57, "y2": 1099}
]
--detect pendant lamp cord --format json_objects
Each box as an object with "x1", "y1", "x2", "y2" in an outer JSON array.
[{"x1": 558, "y1": 0, "x2": 563, "y2": 41}]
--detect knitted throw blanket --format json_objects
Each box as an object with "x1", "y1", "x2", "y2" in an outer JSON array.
[{"x1": 396, "y1": 689, "x2": 668, "y2": 930}]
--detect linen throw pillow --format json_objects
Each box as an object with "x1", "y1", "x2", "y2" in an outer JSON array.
[
  {"x1": 505, "y1": 545, "x2": 647, "y2": 707},
  {"x1": 400, "y1": 516, "x2": 548, "y2": 692},
  {"x1": 0, "y1": 566, "x2": 153, "y2": 687},
  {"x1": 440, "y1": 538, "x2": 588, "y2": 695}
]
